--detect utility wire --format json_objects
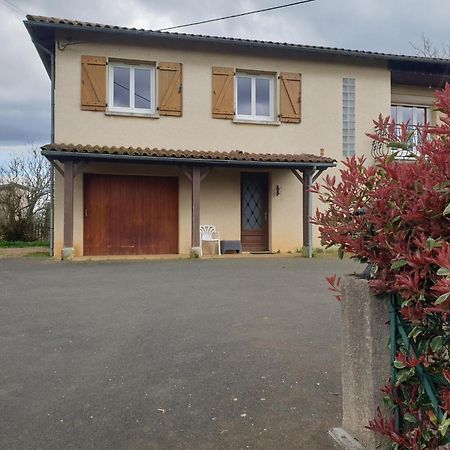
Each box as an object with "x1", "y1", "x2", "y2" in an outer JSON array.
[
  {"x1": 1, "y1": 0, "x2": 26, "y2": 15},
  {"x1": 114, "y1": 81, "x2": 151, "y2": 104},
  {"x1": 157, "y1": 0, "x2": 316, "y2": 32}
]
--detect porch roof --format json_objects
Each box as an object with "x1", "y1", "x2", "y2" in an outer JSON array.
[{"x1": 41, "y1": 143, "x2": 336, "y2": 169}]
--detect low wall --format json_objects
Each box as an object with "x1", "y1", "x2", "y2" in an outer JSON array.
[{"x1": 330, "y1": 276, "x2": 391, "y2": 449}]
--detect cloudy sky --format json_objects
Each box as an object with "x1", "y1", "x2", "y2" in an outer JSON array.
[{"x1": 0, "y1": 0, "x2": 449, "y2": 162}]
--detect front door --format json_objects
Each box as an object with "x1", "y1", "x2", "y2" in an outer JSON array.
[{"x1": 241, "y1": 173, "x2": 269, "y2": 252}]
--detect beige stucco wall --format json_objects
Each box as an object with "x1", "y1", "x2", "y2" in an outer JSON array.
[
  {"x1": 54, "y1": 37, "x2": 391, "y2": 159},
  {"x1": 53, "y1": 35, "x2": 438, "y2": 256},
  {"x1": 53, "y1": 164, "x2": 304, "y2": 256}
]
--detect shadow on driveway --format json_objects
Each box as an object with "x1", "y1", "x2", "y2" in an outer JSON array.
[{"x1": 0, "y1": 257, "x2": 361, "y2": 449}]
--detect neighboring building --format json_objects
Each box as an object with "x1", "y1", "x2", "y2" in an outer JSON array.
[{"x1": 25, "y1": 15, "x2": 450, "y2": 259}]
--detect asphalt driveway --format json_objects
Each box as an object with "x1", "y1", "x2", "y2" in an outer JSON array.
[{"x1": 0, "y1": 256, "x2": 361, "y2": 450}]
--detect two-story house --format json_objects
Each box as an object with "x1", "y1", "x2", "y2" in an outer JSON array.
[{"x1": 25, "y1": 15, "x2": 450, "y2": 259}]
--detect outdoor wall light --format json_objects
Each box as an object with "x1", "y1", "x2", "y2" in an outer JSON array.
[{"x1": 276, "y1": 185, "x2": 282, "y2": 196}]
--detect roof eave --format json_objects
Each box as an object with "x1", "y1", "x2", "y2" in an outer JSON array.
[
  {"x1": 23, "y1": 19, "x2": 380, "y2": 62},
  {"x1": 24, "y1": 21, "x2": 53, "y2": 77},
  {"x1": 23, "y1": 18, "x2": 450, "y2": 68},
  {"x1": 41, "y1": 150, "x2": 336, "y2": 169}
]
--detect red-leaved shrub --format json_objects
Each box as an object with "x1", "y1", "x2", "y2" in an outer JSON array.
[{"x1": 312, "y1": 84, "x2": 450, "y2": 449}]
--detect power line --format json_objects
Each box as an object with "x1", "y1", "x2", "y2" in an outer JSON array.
[
  {"x1": 114, "y1": 81, "x2": 151, "y2": 104},
  {"x1": 157, "y1": 0, "x2": 316, "y2": 32},
  {"x1": 0, "y1": 0, "x2": 26, "y2": 15}
]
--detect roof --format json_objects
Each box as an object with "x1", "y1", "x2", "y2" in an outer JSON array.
[
  {"x1": 41, "y1": 143, "x2": 336, "y2": 168},
  {"x1": 24, "y1": 15, "x2": 450, "y2": 67}
]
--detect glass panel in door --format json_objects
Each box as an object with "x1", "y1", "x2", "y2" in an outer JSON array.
[{"x1": 241, "y1": 173, "x2": 269, "y2": 252}]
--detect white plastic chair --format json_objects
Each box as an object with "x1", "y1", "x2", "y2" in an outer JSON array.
[{"x1": 200, "y1": 225, "x2": 221, "y2": 255}]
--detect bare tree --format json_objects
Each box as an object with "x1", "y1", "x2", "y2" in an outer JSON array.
[
  {"x1": 410, "y1": 33, "x2": 450, "y2": 58},
  {"x1": 0, "y1": 147, "x2": 51, "y2": 241}
]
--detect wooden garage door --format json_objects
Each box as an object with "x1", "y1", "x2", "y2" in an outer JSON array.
[{"x1": 84, "y1": 174, "x2": 178, "y2": 255}]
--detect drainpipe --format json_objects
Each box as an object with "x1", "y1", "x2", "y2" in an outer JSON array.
[{"x1": 33, "y1": 41, "x2": 55, "y2": 257}]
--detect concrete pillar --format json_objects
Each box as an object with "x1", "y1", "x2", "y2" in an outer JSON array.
[{"x1": 329, "y1": 276, "x2": 391, "y2": 449}]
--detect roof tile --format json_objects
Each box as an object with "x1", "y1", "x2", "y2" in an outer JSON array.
[
  {"x1": 25, "y1": 15, "x2": 450, "y2": 64},
  {"x1": 41, "y1": 143, "x2": 335, "y2": 165}
]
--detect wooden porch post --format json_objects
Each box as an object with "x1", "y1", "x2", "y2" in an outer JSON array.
[
  {"x1": 191, "y1": 165, "x2": 201, "y2": 254},
  {"x1": 302, "y1": 169, "x2": 313, "y2": 258},
  {"x1": 62, "y1": 160, "x2": 74, "y2": 259}
]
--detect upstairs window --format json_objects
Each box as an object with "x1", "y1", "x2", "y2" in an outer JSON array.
[
  {"x1": 108, "y1": 63, "x2": 155, "y2": 114},
  {"x1": 235, "y1": 73, "x2": 275, "y2": 121},
  {"x1": 391, "y1": 105, "x2": 426, "y2": 127},
  {"x1": 389, "y1": 105, "x2": 427, "y2": 158}
]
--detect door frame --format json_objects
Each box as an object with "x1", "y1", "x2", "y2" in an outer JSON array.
[{"x1": 240, "y1": 172, "x2": 270, "y2": 252}]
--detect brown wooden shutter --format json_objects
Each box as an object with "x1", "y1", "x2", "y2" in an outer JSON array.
[
  {"x1": 81, "y1": 56, "x2": 107, "y2": 111},
  {"x1": 212, "y1": 67, "x2": 234, "y2": 119},
  {"x1": 158, "y1": 62, "x2": 182, "y2": 116},
  {"x1": 279, "y1": 72, "x2": 301, "y2": 123}
]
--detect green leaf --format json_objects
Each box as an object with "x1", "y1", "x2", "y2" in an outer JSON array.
[
  {"x1": 429, "y1": 411, "x2": 438, "y2": 426},
  {"x1": 438, "y1": 417, "x2": 450, "y2": 437},
  {"x1": 409, "y1": 326, "x2": 423, "y2": 341},
  {"x1": 430, "y1": 335, "x2": 444, "y2": 352},
  {"x1": 385, "y1": 216, "x2": 402, "y2": 231},
  {"x1": 386, "y1": 152, "x2": 397, "y2": 164},
  {"x1": 396, "y1": 367, "x2": 415, "y2": 384},
  {"x1": 401, "y1": 298, "x2": 411, "y2": 308},
  {"x1": 437, "y1": 267, "x2": 450, "y2": 277},
  {"x1": 435, "y1": 292, "x2": 450, "y2": 305},
  {"x1": 403, "y1": 413, "x2": 417, "y2": 424},
  {"x1": 444, "y1": 203, "x2": 450, "y2": 216},
  {"x1": 382, "y1": 395, "x2": 395, "y2": 408},
  {"x1": 338, "y1": 246, "x2": 344, "y2": 260},
  {"x1": 394, "y1": 360, "x2": 406, "y2": 369},
  {"x1": 433, "y1": 180, "x2": 450, "y2": 192},
  {"x1": 426, "y1": 237, "x2": 442, "y2": 249},
  {"x1": 391, "y1": 259, "x2": 408, "y2": 270},
  {"x1": 389, "y1": 142, "x2": 407, "y2": 150}
]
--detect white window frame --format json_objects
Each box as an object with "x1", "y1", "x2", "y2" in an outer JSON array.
[
  {"x1": 235, "y1": 73, "x2": 275, "y2": 122},
  {"x1": 389, "y1": 104, "x2": 429, "y2": 159},
  {"x1": 108, "y1": 62, "x2": 156, "y2": 114},
  {"x1": 390, "y1": 104, "x2": 428, "y2": 125}
]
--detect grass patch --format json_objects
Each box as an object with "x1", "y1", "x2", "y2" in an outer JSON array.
[
  {"x1": 294, "y1": 246, "x2": 340, "y2": 258},
  {"x1": 0, "y1": 240, "x2": 49, "y2": 248},
  {"x1": 23, "y1": 251, "x2": 51, "y2": 258}
]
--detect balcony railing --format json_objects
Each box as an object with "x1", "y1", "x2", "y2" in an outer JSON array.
[{"x1": 371, "y1": 125, "x2": 425, "y2": 160}]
